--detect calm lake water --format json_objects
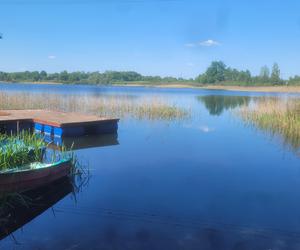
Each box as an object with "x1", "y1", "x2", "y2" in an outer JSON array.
[{"x1": 1, "y1": 83, "x2": 300, "y2": 250}]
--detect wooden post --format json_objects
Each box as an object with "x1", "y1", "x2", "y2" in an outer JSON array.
[{"x1": 17, "y1": 121, "x2": 20, "y2": 134}]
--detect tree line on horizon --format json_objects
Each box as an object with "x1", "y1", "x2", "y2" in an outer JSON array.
[
  {"x1": 0, "y1": 61, "x2": 299, "y2": 85},
  {"x1": 196, "y1": 61, "x2": 299, "y2": 86},
  {"x1": 0, "y1": 70, "x2": 188, "y2": 85},
  {"x1": 196, "y1": 61, "x2": 285, "y2": 85}
]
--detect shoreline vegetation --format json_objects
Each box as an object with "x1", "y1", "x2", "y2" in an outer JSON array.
[
  {"x1": 0, "y1": 61, "x2": 300, "y2": 93},
  {"x1": 2, "y1": 81, "x2": 300, "y2": 93},
  {"x1": 114, "y1": 83, "x2": 300, "y2": 93},
  {"x1": 0, "y1": 92, "x2": 190, "y2": 121},
  {"x1": 238, "y1": 97, "x2": 300, "y2": 152}
]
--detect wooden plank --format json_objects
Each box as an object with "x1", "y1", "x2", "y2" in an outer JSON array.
[
  {"x1": 0, "y1": 110, "x2": 119, "y2": 127},
  {"x1": 0, "y1": 109, "x2": 119, "y2": 135}
]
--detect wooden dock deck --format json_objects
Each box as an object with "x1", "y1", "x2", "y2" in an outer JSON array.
[{"x1": 0, "y1": 110, "x2": 119, "y2": 137}]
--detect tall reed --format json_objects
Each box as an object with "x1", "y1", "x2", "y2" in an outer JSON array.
[
  {"x1": 239, "y1": 97, "x2": 300, "y2": 151},
  {"x1": 0, "y1": 92, "x2": 190, "y2": 121}
]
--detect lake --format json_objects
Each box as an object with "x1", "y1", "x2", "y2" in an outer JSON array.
[{"x1": 1, "y1": 83, "x2": 300, "y2": 250}]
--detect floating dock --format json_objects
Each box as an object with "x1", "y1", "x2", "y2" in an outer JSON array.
[{"x1": 0, "y1": 110, "x2": 119, "y2": 137}]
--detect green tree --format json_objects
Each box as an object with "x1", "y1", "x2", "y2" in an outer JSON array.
[
  {"x1": 270, "y1": 63, "x2": 281, "y2": 84},
  {"x1": 31, "y1": 71, "x2": 40, "y2": 81},
  {"x1": 198, "y1": 61, "x2": 227, "y2": 84},
  {"x1": 288, "y1": 75, "x2": 300, "y2": 85},
  {"x1": 40, "y1": 71, "x2": 47, "y2": 81},
  {"x1": 59, "y1": 71, "x2": 69, "y2": 82},
  {"x1": 259, "y1": 65, "x2": 270, "y2": 83},
  {"x1": 237, "y1": 70, "x2": 252, "y2": 83}
]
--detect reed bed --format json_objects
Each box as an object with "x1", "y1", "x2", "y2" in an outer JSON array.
[
  {"x1": 239, "y1": 97, "x2": 300, "y2": 151},
  {"x1": 0, "y1": 92, "x2": 190, "y2": 121}
]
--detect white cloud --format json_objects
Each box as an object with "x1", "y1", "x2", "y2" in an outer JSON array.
[
  {"x1": 183, "y1": 124, "x2": 215, "y2": 133},
  {"x1": 198, "y1": 126, "x2": 215, "y2": 133},
  {"x1": 199, "y1": 39, "x2": 220, "y2": 47},
  {"x1": 185, "y1": 39, "x2": 221, "y2": 48},
  {"x1": 48, "y1": 55, "x2": 56, "y2": 59}
]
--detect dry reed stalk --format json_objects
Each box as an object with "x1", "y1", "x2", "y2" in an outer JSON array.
[
  {"x1": 0, "y1": 92, "x2": 190, "y2": 121},
  {"x1": 238, "y1": 97, "x2": 300, "y2": 151}
]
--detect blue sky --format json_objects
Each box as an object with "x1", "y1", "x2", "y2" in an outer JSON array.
[{"x1": 1, "y1": 0, "x2": 300, "y2": 79}]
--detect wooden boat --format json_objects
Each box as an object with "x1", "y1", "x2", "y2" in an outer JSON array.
[{"x1": 0, "y1": 159, "x2": 72, "y2": 193}]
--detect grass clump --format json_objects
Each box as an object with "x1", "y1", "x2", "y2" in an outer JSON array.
[
  {"x1": 0, "y1": 132, "x2": 45, "y2": 171},
  {"x1": 97, "y1": 97, "x2": 191, "y2": 121},
  {"x1": 239, "y1": 97, "x2": 300, "y2": 151}
]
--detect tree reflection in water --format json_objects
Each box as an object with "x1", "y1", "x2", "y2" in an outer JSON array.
[{"x1": 198, "y1": 95, "x2": 251, "y2": 116}]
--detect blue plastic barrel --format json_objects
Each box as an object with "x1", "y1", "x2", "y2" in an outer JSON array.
[
  {"x1": 34, "y1": 123, "x2": 44, "y2": 133},
  {"x1": 44, "y1": 125, "x2": 53, "y2": 135},
  {"x1": 54, "y1": 127, "x2": 63, "y2": 137}
]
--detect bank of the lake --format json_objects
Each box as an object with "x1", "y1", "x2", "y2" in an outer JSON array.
[
  {"x1": 2, "y1": 81, "x2": 300, "y2": 93},
  {"x1": 113, "y1": 83, "x2": 300, "y2": 93}
]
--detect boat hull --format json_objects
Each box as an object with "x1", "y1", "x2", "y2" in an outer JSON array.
[{"x1": 0, "y1": 160, "x2": 72, "y2": 193}]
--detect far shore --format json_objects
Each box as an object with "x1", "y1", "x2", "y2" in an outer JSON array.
[
  {"x1": 0, "y1": 81, "x2": 62, "y2": 85},
  {"x1": 1, "y1": 81, "x2": 300, "y2": 93},
  {"x1": 114, "y1": 83, "x2": 300, "y2": 93},
  {"x1": 188, "y1": 85, "x2": 300, "y2": 93}
]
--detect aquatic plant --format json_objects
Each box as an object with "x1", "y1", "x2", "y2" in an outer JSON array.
[
  {"x1": 0, "y1": 92, "x2": 190, "y2": 121},
  {"x1": 0, "y1": 131, "x2": 45, "y2": 171},
  {"x1": 238, "y1": 97, "x2": 300, "y2": 151}
]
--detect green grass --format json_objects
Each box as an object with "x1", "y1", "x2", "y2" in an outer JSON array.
[
  {"x1": 0, "y1": 132, "x2": 45, "y2": 171},
  {"x1": 239, "y1": 97, "x2": 300, "y2": 151}
]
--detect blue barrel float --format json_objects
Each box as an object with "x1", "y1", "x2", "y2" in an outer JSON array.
[
  {"x1": 54, "y1": 127, "x2": 63, "y2": 137},
  {"x1": 34, "y1": 123, "x2": 44, "y2": 134},
  {"x1": 44, "y1": 125, "x2": 53, "y2": 136}
]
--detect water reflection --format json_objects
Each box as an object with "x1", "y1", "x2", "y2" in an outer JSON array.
[
  {"x1": 198, "y1": 95, "x2": 251, "y2": 116},
  {"x1": 0, "y1": 85, "x2": 300, "y2": 249},
  {"x1": 0, "y1": 177, "x2": 73, "y2": 240},
  {"x1": 96, "y1": 226, "x2": 300, "y2": 249},
  {"x1": 45, "y1": 133, "x2": 119, "y2": 150}
]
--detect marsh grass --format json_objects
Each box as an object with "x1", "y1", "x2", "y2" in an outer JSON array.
[
  {"x1": 0, "y1": 92, "x2": 190, "y2": 121},
  {"x1": 239, "y1": 97, "x2": 300, "y2": 151},
  {"x1": 0, "y1": 131, "x2": 45, "y2": 171}
]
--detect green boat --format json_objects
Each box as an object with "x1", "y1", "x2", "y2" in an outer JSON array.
[
  {"x1": 0, "y1": 133, "x2": 72, "y2": 193},
  {"x1": 0, "y1": 159, "x2": 72, "y2": 193}
]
